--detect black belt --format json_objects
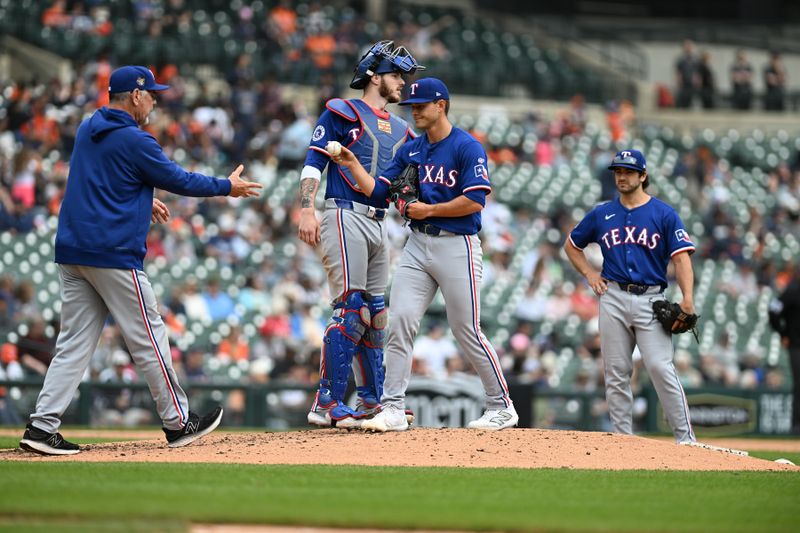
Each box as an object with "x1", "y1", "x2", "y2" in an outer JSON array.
[
  {"x1": 328, "y1": 199, "x2": 386, "y2": 221},
  {"x1": 410, "y1": 222, "x2": 457, "y2": 236},
  {"x1": 616, "y1": 282, "x2": 664, "y2": 295}
]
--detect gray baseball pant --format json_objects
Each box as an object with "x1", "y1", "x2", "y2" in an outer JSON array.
[
  {"x1": 600, "y1": 283, "x2": 695, "y2": 442},
  {"x1": 30, "y1": 264, "x2": 189, "y2": 433},
  {"x1": 382, "y1": 230, "x2": 512, "y2": 411}
]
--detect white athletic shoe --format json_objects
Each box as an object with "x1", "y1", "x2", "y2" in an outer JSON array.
[
  {"x1": 467, "y1": 405, "x2": 519, "y2": 430},
  {"x1": 361, "y1": 406, "x2": 409, "y2": 432},
  {"x1": 307, "y1": 409, "x2": 331, "y2": 427}
]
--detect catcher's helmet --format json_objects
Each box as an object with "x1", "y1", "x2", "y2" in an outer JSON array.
[{"x1": 349, "y1": 40, "x2": 425, "y2": 90}]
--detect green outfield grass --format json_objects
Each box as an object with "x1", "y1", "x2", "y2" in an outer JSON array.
[
  {"x1": 747, "y1": 451, "x2": 800, "y2": 464},
  {"x1": 0, "y1": 462, "x2": 798, "y2": 533}
]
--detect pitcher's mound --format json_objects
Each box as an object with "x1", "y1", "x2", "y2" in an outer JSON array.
[{"x1": 3, "y1": 428, "x2": 798, "y2": 471}]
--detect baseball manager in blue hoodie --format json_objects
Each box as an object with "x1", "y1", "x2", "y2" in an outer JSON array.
[{"x1": 19, "y1": 66, "x2": 262, "y2": 456}]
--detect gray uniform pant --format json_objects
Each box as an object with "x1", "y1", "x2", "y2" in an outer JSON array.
[
  {"x1": 599, "y1": 283, "x2": 695, "y2": 442},
  {"x1": 319, "y1": 206, "x2": 389, "y2": 298},
  {"x1": 382, "y1": 230, "x2": 512, "y2": 411},
  {"x1": 30, "y1": 264, "x2": 189, "y2": 433}
]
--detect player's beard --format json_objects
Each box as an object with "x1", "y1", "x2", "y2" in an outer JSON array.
[
  {"x1": 616, "y1": 179, "x2": 642, "y2": 195},
  {"x1": 379, "y1": 77, "x2": 401, "y2": 104}
]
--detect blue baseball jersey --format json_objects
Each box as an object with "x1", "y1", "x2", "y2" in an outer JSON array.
[
  {"x1": 372, "y1": 127, "x2": 491, "y2": 235},
  {"x1": 304, "y1": 99, "x2": 414, "y2": 209},
  {"x1": 569, "y1": 197, "x2": 695, "y2": 287}
]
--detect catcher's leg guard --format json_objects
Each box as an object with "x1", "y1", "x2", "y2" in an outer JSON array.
[
  {"x1": 313, "y1": 291, "x2": 371, "y2": 422},
  {"x1": 355, "y1": 295, "x2": 386, "y2": 415}
]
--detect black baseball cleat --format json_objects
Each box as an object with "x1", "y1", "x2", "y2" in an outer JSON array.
[
  {"x1": 164, "y1": 406, "x2": 223, "y2": 448},
  {"x1": 19, "y1": 424, "x2": 81, "y2": 456}
]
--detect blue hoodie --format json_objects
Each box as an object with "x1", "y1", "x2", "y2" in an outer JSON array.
[{"x1": 55, "y1": 107, "x2": 232, "y2": 270}]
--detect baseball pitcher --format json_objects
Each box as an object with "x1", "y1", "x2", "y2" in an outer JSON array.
[{"x1": 329, "y1": 78, "x2": 517, "y2": 432}]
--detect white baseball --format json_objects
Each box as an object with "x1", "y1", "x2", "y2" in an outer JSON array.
[{"x1": 325, "y1": 141, "x2": 342, "y2": 157}]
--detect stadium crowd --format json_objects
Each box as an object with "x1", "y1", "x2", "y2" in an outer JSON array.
[{"x1": 0, "y1": 3, "x2": 798, "y2": 428}]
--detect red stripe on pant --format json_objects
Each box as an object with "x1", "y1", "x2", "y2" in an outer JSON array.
[{"x1": 131, "y1": 270, "x2": 186, "y2": 426}]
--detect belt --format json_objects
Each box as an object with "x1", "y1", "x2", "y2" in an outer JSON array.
[
  {"x1": 615, "y1": 281, "x2": 664, "y2": 295},
  {"x1": 410, "y1": 222, "x2": 459, "y2": 237},
  {"x1": 326, "y1": 198, "x2": 386, "y2": 221}
]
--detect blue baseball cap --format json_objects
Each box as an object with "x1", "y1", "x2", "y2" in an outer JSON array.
[
  {"x1": 399, "y1": 77, "x2": 449, "y2": 106},
  {"x1": 608, "y1": 149, "x2": 646, "y2": 172},
  {"x1": 108, "y1": 66, "x2": 170, "y2": 94}
]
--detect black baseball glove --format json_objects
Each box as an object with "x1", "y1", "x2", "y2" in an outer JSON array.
[
  {"x1": 652, "y1": 300, "x2": 699, "y2": 341},
  {"x1": 388, "y1": 164, "x2": 419, "y2": 220}
]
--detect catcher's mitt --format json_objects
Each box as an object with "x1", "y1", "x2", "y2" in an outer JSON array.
[
  {"x1": 652, "y1": 300, "x2": 699, "y2": 341},
  {"x1": 388, "y1": 163, "x2": 419, "y2": 220}
]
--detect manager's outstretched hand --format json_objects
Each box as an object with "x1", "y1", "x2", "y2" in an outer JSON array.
[{"x1": 228, "y1": 164, "x2": 263, "y2": 198}]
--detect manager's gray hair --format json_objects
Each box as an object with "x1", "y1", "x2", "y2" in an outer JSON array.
[{"x1": 109, "y1": 91, "x2": 132, "y2": 103}]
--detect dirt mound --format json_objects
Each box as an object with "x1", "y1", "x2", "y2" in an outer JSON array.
[{"x1": 3, "y1": 428, "x2": 798, "y2": 471}]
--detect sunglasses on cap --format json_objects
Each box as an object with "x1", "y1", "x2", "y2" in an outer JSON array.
[{"x1": 610, "y1": 155, "x2": 640, "y2": 166}]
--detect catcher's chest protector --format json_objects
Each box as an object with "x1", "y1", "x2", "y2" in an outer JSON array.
[{"x1": 328, "y1": 99, "x2": 409, "y2": 190}]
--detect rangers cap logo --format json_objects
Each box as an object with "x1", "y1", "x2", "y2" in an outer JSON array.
[{"x1": 136, "y1": 77, "x2": 145, "y2": 87}]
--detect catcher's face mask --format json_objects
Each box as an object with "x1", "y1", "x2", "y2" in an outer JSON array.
[{"x1": 350, "y1": 41, "x2": 426, "y2": 89}]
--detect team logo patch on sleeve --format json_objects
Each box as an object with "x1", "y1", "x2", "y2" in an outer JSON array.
[
  {"x1": 474, "y1": 162, "x2": 489, "y2": 182},
  {"x1": 675, "y1": 229, "x2": 691, "y2": 243},
  {"x1": 312, "y1": 125, "x2": 326, "y2": 141}
]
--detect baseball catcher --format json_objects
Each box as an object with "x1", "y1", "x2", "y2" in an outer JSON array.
[
  {"x1": 652, "y1": 300, "x2": 699, "y2": 341},
  {"x1": 388, "y1": 163, "x2": 419, "y2": 220}
]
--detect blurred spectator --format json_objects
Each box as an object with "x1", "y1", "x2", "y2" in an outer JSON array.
[
  {"x1": 17, "y1": 318, "x2": 55, "y2": 377},
  {"x1": 183, "y1": 347, "x2": 209, "y2": 382},
  {"x1": 730, "y1": 50, "x2": 753, "y2": 110},
  {"x1": 206, "y1": 212, "x2": 251, "y2": 266},
  {"x1": 181, "y1": 279, "x2": 211, "y2": 322},
  {"x1": 506, "y1": 331, "x2": 545, "y2": 384},
  {"x1": 700, "y1": 332, "x2": 740, "y2": 387},
  {"x1": 217, "y1": 326, "x2": 250, "y2": 363},
  {"x1": 202, "y1": 278, "x2": 236, "y2": 322},
  {"x1": 0, "y1": 277, "x2": 16, "y2": 328},
  {"x1": 674, "y1": 350, "x2": 704, "y2": 388},
  {"x1": 0, "y1": 343, "x2": 24, "y2": 425},
  {"x1": 276, "y1": 103, "x2": 314, "y2": 170},
  {"x1": 41, "y1": 0, "x2": 70, "y2": 28},
  {"x1": 674, "y1": 40, "x2": 699, "y2": 109},
  {"x1": 412, "y1": 323, "x2": 458, "y2": 379},
  {"x1": 95, "y1": 350, "x2": 153, "y2": 427},
  {"x1": 763, "y1": 51, "x2": 787, "y2": 111},
  {"x1": 569, "y1": 282, "x2": 599, "y2": 321},
  {"x1": 698, "y1": 51, "x2": 715, "y2": 109}
]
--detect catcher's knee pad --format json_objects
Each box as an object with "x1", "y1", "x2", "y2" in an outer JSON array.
[
  {"x1": 356, "y1": 295, "x2": 387, "y2": 406},
  {"x1": 319, "y1": 291, "x2": 371, "y2": 402}
]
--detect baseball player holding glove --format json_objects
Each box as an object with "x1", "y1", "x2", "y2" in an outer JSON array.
[
  {"x1": 19, "y1": 66, "x2": 262, "y2": 456},
  {"x1": 330, "y1": 78, "x2": 517, "y2": 432},
  {"x1": 564, "y1": 149, "x2": 698, "y2": 444},
  {"x1": 297, "y1": 41, "x2": 424, "y2": 428}
]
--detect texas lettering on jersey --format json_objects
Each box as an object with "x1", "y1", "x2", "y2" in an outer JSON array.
[
  {"x1": 601, "y1": 226, "x2": 661, "y2": 250},
  {"x1": 420, "y1": 164, "x2": 459, "y2": 188}
]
